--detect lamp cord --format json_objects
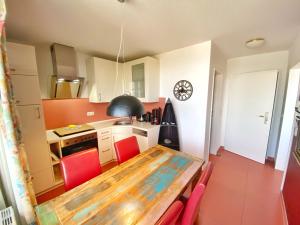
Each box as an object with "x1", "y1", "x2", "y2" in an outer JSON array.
[{"x1": 115, "y1": 1, "x2": 125, "y2": 96}]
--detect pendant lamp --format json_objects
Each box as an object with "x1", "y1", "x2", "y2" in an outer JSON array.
[{"x1": 106, "y1": 0, "x2": 144, "y2": 120}]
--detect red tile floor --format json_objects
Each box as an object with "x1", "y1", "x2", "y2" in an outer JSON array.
[
  {"x1": 199, "y1": 149, "x2": 286, "y2": 225},
  {"x1": 37, "y1": 149, "x2": 286, "y2": 225}
]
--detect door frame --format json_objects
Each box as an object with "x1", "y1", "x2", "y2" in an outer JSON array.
[{"x1": 208, "y1": 69, "x2": 224, "y2": 155}]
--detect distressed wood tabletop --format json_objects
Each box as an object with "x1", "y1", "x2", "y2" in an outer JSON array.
[{"x1": 35, "y1": 145, "x2": 204, "y2": 225}]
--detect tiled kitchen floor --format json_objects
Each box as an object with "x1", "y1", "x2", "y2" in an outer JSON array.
[
  {"x1": 36, "y1": 149, "x2": 286, "y2": 225},
  {"x1": 199, "y1": 149, "x2": 286, "y2": 225}
]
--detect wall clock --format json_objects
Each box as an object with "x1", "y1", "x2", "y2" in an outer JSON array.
[{"x1": 173, "y1": 80, "x2": 193, "y2": 101}]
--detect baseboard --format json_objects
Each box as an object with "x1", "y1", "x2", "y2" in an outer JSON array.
[
  {"x1": 216, "y1": 146, "x2": 225, "y2": 155},
  {"x1": 280, "y1": 192, "x2": 289, "y2": 225}
]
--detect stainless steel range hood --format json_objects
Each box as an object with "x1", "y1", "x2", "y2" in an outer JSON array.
[{"x1": 50, "y1": 43, "x2": 84, "y2": 99}]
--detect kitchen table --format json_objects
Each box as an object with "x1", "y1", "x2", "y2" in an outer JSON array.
[{"x1": 35, "y1": 145, "x2": 204, "y2": 225}]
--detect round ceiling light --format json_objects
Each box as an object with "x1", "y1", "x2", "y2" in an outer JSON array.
[{"x1": 245, "y1": 38, "x2": 265, "y2": 48}]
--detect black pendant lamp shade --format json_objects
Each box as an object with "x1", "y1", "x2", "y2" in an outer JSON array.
[{"x1": 107, "y1": 95, "x2": 144, "y2": 117}]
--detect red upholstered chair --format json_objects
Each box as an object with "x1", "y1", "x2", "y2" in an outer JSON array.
[
  {"x1": 114, "y1": 136, "x2": 140, "y2": 164},
  {"x1": 198, "y1": 161, "x2": 214, "y2": 186},
  {"x1": 180, "y1": 183, "x2": 206, "y2": 225},
  {"x1": 60, "y1": 148, "x2": 102, "y2": 191},
  {"x1": 156, "y1": 201, "x2": 184, "y2": 225}
]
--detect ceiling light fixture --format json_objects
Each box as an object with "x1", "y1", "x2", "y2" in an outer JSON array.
[
  {"x1": 106, "y1": 0, "x2": 144, "y2": 123},
  {"x1": 245, "y1": 38, "x2": 265, "y2": 49}
]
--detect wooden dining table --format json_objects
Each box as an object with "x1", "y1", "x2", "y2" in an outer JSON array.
[{"x1": 35, "y1": 145, "x2": 204, "y2": 225}]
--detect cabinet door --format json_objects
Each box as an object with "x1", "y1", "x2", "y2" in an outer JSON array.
[
  {"x1": 32, "y1": 167, "x2": 54, "y2": 194},
  {"x1": 6, "y1": 42, "x2": 38, "y2": 75},
  {"x1": 97, "y1": 129, "x2": 113, "y2": 164},
  {"x1": 125, "y1": 56, "x2": 159, "y2": 102},
  {"x1": 134, "y1": 135, "x2": 148, "y2": 152},
  {"x1": 131, "y1": 63, "x2": 146, "y2": 98},
  {"x1": 16, "y1": 105, "x2": 52, "y2": 174},
  {"x1": 11, "y1": 75, "x2": 41, "y2": 105},
  {"x1": 88, "y1": 57, "x2": 123, "y2": 103}
]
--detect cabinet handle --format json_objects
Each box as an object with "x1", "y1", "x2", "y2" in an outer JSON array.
[
  {"x1": 35, "y1": 106, "x2": 41, "y2": 119},
  {"x1": 101, "y1": 137, "x2": 111, "y2": 141}
]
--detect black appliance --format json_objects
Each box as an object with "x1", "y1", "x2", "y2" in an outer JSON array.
[
  {"x1": 60, "y1": 132, "x2": 98, "y2": 157},
  {"x1": 158, "y1": 98, "x2": 180, "y2": 151}
]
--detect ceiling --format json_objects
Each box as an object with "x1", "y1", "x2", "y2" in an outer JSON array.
[{"x1": 6, "y1": 0, "x2": 300, "y2": 60}]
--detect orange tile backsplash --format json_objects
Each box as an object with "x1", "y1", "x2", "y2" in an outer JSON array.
[{"x1": 42, "y1": 98, "x2": 166, "y2": 129}]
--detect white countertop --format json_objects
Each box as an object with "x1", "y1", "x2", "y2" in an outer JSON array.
[{"x1": 46, "y1": 118, "x2": 160, "y2": 144}]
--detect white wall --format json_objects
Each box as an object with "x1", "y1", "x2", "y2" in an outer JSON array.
[
  {"x1": 223, "y1": 51, "x2": 289, "y2": 159},
  {"x1": 35, "y1": 44, "x2": 90, "y2": 99},
  {"x1": 289, "y1": 32, "x2": 300, "y2": 68},
  {"x1": 158, "y1": 41, "x2": 212, "y2": 161}
]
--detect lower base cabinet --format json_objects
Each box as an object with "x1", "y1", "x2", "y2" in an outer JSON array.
[{"x1": 32, "y1": 167, "x2": 55, "y2": 194}]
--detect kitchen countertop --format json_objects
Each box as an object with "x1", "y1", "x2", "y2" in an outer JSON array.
[{"x1": 46, "y1": 118, "x2": 160, "y2": 144}]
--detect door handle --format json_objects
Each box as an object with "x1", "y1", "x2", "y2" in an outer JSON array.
[{"x1": 258, "y1": 112, "x2": 269, "y2": 124}]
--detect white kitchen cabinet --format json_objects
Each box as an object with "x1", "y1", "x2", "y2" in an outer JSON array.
[
  {"x1": 111, "y1": 126, "x2": 132, "y2": 160},
  {"x1": 17, "y1": 105, "x2": 52, "y2": 174},
  {"x1": 87, "y1": 57, "x2": 123, "y2": 103},
  {"x1": 9, "y1": 42, "x2": 54, "y2": 194},
  {"x1": 31, "y1": 167, "x2": 54, "y2": 194},
  {"x1": 97, "y1": 128, "x2": 113, "y2": 164},
  {"x1": 11, "y1": 75, "x2": 41, "y2": 105},
  {"x1": 132, "y1": 126, "x2": 160, "y2": 152},
  {"x1": 6, "y1": 42, "x2": 38, "y2": 75},
  {"x1": 125, "y1": 56, "x2": 159, "y2": 102}
]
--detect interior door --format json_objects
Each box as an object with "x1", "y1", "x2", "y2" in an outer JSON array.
[{"x1": 224, "y1": 70, "x2": 278, "y2": 164}]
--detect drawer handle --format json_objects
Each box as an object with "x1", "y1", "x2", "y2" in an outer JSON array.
[
  {"x1": 102, "y1": 148, "x2": 110, "y2": 152},
  {"x1": 10, "y1": 68, "x2": 16, "y2": 72},
  {"x1": 101, "y1": 137, "x2": 111, "y2": 141},
  {"x1": 101, "y1": 131, "x2": 110, "y2": 134}
]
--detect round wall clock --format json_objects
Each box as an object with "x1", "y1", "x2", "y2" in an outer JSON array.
[{"x1": 173, "y1": 80, "x2": 193, "y2": 101}]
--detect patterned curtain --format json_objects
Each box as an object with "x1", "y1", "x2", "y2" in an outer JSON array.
[{"x1": 0, "y1": 1, "x2": 37, "y2": 224}]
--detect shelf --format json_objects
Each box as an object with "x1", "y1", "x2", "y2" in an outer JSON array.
[
  {"x1": 160, "y1": 125, "x2": 177, "y2": 127},
  {"x1": 53, "y1": 164, "x2": 63, "y2": 183},
  {"x1": 52, "y1": 160, "x2": 60, "y2": 166}
]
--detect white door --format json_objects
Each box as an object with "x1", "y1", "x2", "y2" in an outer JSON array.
[
  {"x1": 224, "y1": 70, "x2": 278, "y2": 164},
  {"x1": 209, "y1": 73, "x2": 223, "y2": 154}
]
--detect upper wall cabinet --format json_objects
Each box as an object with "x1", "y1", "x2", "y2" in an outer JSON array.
[
  {"x1": 125, "y1": 56, "x2": 159, "y2": 102},
  {"x1": 87, "y1": 57, "x2": 123, "y2": 103},
  {"x1": 6, "y1": 42, "x2": 38, "y2": 75}
]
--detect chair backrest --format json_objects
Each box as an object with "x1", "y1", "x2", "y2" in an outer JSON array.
[
  {"x1": 180, "y1": 184, "x2": 206, "y2": 225},
  {"x1": 198, "y1": 161, "x2": 213, "y2": 186},
  {"x1": 114, "y1": 136, "x2": 140, "y2": 164},
  {"x1": 60, "y1": 148, "x2": 102, "y2": 191},
  {"x1": 156, "y1": 200, "x2": 184, "y2": 225}
]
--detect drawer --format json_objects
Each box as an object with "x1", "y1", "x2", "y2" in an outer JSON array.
[
  {"x1": 100, "y1": 134, "x2": 111, "y2": 141},
  {"x1": 98, "y1": 128, "x2": 111, "y2": 136}
]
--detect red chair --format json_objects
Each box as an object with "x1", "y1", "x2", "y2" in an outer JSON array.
[
  {"x1": 60, "y1": 148, "x2": 102, "y2": 191},
  {"x1": 114, "y1": 136, "x2": 140, "y2": 164},
  {"x1": 180, "y1": 183, "x2": 206, "y2": 225},
  {"x1": 156, "y1": 200, "x2": 184, "y2": 225},
  {"x1": 197, "y1": 161, "x2": 213, "y2": 186}
]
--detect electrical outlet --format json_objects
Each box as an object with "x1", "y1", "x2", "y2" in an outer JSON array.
[{"x1": 87, "y1": 111, "x2": 95, "y2": 116}]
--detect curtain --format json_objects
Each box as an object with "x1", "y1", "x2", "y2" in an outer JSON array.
[{"x1": 0, "y1": 1, "x2": 37, "y2": 224}]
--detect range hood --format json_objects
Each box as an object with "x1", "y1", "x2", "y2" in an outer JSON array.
[{"x1": 50, "y1": 43, "x2": 84, "y2": 99}]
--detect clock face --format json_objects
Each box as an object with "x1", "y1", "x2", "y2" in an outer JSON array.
[{"x1": 173, "y1": 80, "x2": 193, "y2": 101}]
